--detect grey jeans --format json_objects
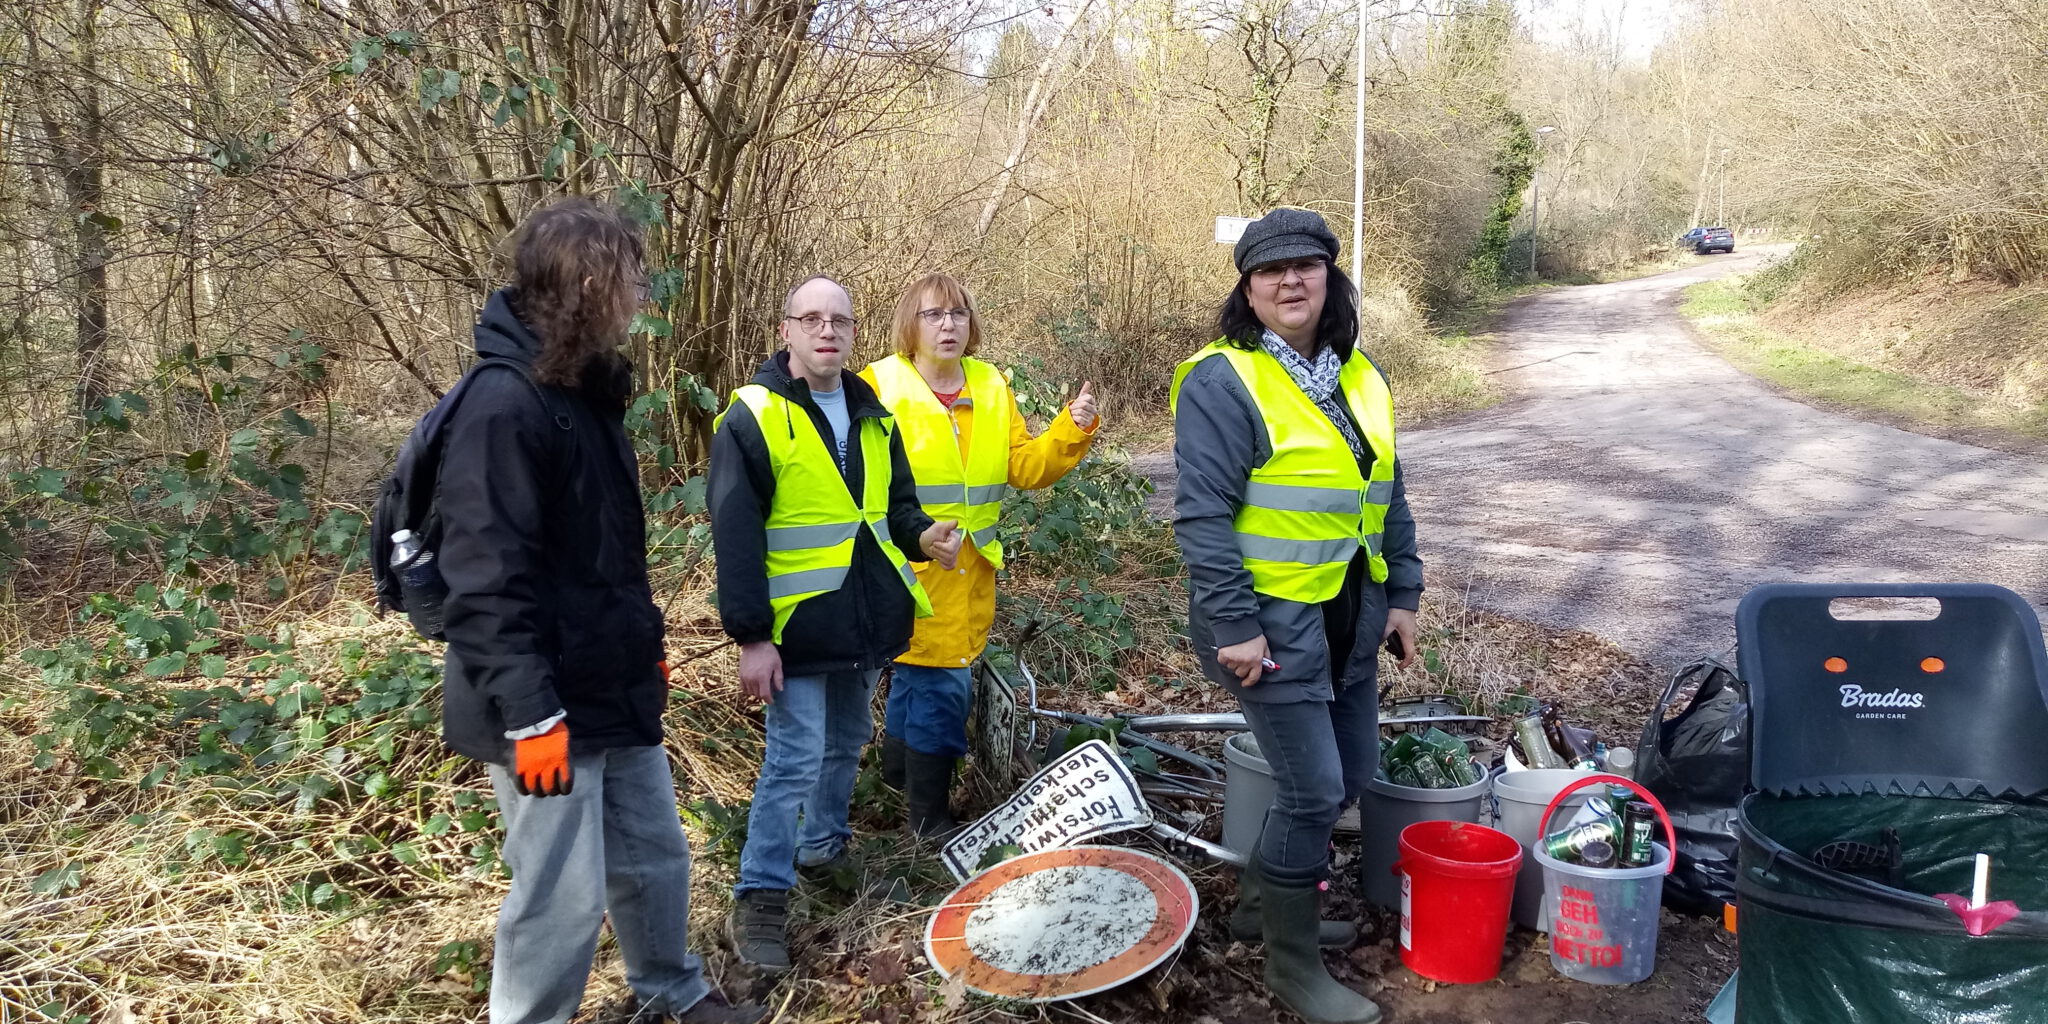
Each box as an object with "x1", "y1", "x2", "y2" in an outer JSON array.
[
  {"x1": 1237, "y1": 677, "x2": 1381, "y2": 881},
  {"x1": 487, "y1": 744, "x2": 710, "y2": 1024}
]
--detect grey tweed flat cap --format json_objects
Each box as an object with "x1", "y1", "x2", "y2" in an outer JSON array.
[{"x1": 1233, "y1": 207, "x2": 1340, "y2": 274}]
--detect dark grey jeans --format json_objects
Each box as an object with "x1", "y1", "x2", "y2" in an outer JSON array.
[{"x1": 1237, "y1": 676, "x2": 1382, "y2": 881}]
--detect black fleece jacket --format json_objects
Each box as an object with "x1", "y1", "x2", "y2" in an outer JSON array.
[{"x1": 708, "y1": 352, "x2": 937, "y2": 677}]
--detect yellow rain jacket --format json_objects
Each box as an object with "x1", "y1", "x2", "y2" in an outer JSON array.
[{"x1": 859, "y1": 356, "x2": 1097, "y2": 667}]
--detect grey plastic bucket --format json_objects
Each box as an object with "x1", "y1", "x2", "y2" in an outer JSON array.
[
  {"x1": 1359, "y1": 771, "x2": 1491, "y2": 909},
  {"x1": 1492, "y1": 767, "x2": 1600, "y2": 931},
  {"x1": 1222, "y1": 732, "x2": 1275, "y2": 855}
]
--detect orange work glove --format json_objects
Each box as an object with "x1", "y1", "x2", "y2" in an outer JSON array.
[{"x1": 512, "y1": 722, "x2": 573, "y2": 797}]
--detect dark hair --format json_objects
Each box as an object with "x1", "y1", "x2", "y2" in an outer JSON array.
[
  {"x1": 1215, "y1": 260, "x2": 1360, "y2": 360},
  {"x1": 506, "y1": 197, "x2": 645, "y2": 400}
]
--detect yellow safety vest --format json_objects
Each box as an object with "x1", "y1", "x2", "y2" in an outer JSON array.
[
  {"x1": 865, "y1": 354, "x2": 1013, "y2": 568},
  {"x1": 716, "y1": 384, "x2": 933, "y2": 643},
  {"x1": 1169, "y1": 340, "x2": 1397, "y2": 603}
]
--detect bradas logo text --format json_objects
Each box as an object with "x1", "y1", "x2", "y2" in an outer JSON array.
[{"x1": 1839, "y1": 685, "x2": 1925, "y2": 709}]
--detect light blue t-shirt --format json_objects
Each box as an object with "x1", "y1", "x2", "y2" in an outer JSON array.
[{"x1": 811, "y1": 383, "x2": 850, "y2": 469}]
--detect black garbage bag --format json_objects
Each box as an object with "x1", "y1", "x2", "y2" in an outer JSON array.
[{"x1": 1635, "y1": 651, "x2": 1749, "y2": 915}]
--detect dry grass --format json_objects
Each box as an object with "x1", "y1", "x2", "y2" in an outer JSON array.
[{"x1": 1684, "y1": 278, "x2": 2048, "y2": 441}]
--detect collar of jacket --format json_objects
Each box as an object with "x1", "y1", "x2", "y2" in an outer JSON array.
[
  {"x1": 471, "y1": 288, "x2": 542, "y2": 365},
  {"x1": 752, "y1": 350, "x2": 892, "y2": 420}
]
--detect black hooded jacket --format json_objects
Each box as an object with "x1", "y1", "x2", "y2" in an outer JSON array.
[
  {"x1": 435, "y1": 289, "x2": 666, "y2": 763},
  {"x1": 709, "y1": 352, "x2": 936, "y2": 676}
]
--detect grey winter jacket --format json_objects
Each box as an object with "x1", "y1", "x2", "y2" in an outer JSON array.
[{"x1": 1172, "y1": 351, "x2": 1423, "y2": 703}]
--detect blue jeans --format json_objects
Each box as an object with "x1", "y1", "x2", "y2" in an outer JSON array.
[
  {"x1": 736, "y1": 669, "x2": 880, "y2": 895},
  {"x1": 883, "y1": 663, "x2": 973, "y2": 757},
  {"x1": 487, "y1": 745, "x2": 710, "y2": 1024}
]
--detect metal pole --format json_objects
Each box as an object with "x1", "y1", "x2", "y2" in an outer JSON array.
[
  {"x1": 1529, "y1": 169, "x2": 1539, "y2": 278},
  {"x1": 1717, "y1": 149, "x2": 1729, "y2": 225},
  {"x1": 1352, "y1": 0, "x2": 1367, "y2": 283}
]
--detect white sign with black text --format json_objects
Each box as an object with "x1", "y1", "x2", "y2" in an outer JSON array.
[{"x1": 940, "y1": 739, "x2": 1153, "y2": 881}]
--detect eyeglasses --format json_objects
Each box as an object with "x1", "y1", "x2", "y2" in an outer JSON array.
[
  {"x1": 918, "y1": 308, "x2": 971, "y2": 326},
  {"x1": 1249, "y1": 259, "x2": 1327, "y2": 283},
  {"x1": 784, "y1": 314, "x2": 858, "y2": 335}
]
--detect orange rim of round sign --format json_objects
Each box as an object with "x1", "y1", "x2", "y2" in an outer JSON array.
[{"x1": 924, "y1": 846, "x2": 1199, "y2": 1002}]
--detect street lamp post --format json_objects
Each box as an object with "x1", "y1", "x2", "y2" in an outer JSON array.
[
  {"x1": 1716, "y1": 147, "x2": 1730, "y2": 226},
  {"x1": 1530, "y1": 124, "x2": 1557, "y2": 279},
  {"x1": 1352, "y1": 0, "x2": 1368, "y2": 284}
]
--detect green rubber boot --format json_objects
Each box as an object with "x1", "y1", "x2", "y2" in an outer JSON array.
[
  {"x1": 1231, "y1": 849, "x2": 1358, "y2": 947},
  {"x1": 1258, "y1": 867, "x2": 1383, "y2": 1024}
]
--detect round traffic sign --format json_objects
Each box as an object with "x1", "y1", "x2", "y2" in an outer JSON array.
[{"x1": 924, "y1": 846, "x2": 1199, "y2": 1003}]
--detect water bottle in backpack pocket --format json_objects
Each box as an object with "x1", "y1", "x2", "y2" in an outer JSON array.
[{"x1": 388, "y1": 529, "x2": 449, "y2": 640}]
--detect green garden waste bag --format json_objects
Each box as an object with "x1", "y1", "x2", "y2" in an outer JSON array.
[{"x1": 1736, "y1": 793, "x2": 2048, "y2": 1024}]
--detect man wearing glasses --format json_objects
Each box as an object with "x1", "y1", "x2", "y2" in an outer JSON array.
[{"x1": 709, "y1": 274, "x2": 961, "y2": 973}]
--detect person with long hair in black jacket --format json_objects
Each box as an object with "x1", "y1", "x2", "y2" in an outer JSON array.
[{"x1": 436, "y1": 198, "x2": 761, "y2": 1024}]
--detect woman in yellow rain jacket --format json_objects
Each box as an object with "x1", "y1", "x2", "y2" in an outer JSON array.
[{"x1": 859, "y1": 272, "x2": 1099, "y2": 834}]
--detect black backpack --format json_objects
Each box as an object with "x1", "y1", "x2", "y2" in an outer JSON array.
[{"x1": 371, "y1": 358, "x2": 573, "y2": 640}]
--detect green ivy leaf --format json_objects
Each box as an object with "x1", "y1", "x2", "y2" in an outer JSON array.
[
  {"x1": 629, "y1": 312, "x2": 672, "y2": 337},
  {"x1": 140, "y1": 764, "x2": 172, "y2": 789},
  {"x1": 144, "y1": 651, "x2": 188, "y2": 677},
  {"x1": 31, "y1": 862, "x2": 84, "y2": 894},
  {"x1": 540, "y1": 133, "x2": 577, "y2": 180},
  {"x1": 422, "y1": 813, "x2": 452, "y2": 836},
  {"x1": 418, "y1": 67, "x2": 461, "y2": 110},
  {"x1": 199, "y1": 654, "x2": 227, "y2": 679},
  {"x1": 280, "y1": 409, "x2": 317, "y2": 436}
]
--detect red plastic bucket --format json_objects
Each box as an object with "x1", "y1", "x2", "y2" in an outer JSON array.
[{"x1": 1395, "y1": 820, "x2": 1525, "y2": 983}]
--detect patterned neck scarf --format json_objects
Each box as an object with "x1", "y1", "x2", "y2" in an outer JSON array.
[{"x1": 1261, "y1": 329, "x2": 1364, "y2": 460}]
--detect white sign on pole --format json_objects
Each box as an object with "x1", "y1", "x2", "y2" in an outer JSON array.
[
  {"x1": 940, "y1": 739, "x2": 1152, "y2": 881},
  {"x1": 1214, "y1": 216, "x2": 1253, "y2": 245}
]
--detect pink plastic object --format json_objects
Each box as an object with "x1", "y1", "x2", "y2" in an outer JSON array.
[{"x1": 1932, "y1": 895, "x2": 2022, "y2": 936}]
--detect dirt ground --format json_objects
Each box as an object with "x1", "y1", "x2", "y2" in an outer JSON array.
[{"x1": 562, "y1": 616, "x2": 1733, "y2": 1024}]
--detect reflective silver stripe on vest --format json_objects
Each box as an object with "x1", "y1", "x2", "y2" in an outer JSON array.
[
  {"x1": 869, "y1": 517, "x2": 893, "y2": 547},
  {"x1": 1243, "y1": 481, "x2": 1358, "y2": 515},
  {"x1": 969, "y1": 525, "x2": 1002, "y2": 550},
  {"x1": 1234, "y1": 533, "x2": 1360, "y2": 565},
  {"x1": 1364, "y1": 479, "x2": 1395, "y2": 506},
  {"x1": 898, "y1": 561, "x2": 920, "y2": 589},
  {"x1": 966, "y1": 483, "x2": 1009, "y2": 506},
  {"x1": 765, "y1": 521, "x2": 860, "y2": 551},
  {"x1": 1363, "y1": 533, "x2": 1384, "y2": 557},
  {"x1": 916, "y1": 484, "x2": 966, "y2": 506},
  {"x1": 767, "y1": 566, "x2": 850, "y2": 598}
]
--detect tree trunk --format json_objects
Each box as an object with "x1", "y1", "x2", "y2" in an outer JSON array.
[
  {"x1": 974, "y1": 2, "x2": 1093, "y2": 242},
  {"x1": 27, "y1": 0, "x2": 112, "y2": 418}
]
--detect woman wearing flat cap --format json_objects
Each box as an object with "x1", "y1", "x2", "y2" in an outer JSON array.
[{"x1": 1169, "y1": 207, "x2": 1421, "y2": 1024}]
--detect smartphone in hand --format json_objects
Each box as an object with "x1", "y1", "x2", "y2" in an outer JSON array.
[{"x1": 1384, "y1": 630, "x2": 1407, "y2": 662}]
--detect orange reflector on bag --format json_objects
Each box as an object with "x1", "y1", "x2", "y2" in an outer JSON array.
[
  {"x1": 1921, "y1": 657, "x2": 1945, "y2": 673},
  {"x1": 1824, "y1": 657, "x2": 1848, "y2": 673}
]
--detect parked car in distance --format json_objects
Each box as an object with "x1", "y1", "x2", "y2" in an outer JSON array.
[
  {"x1": 1679, "y1": 227, "x2": 1707, "y2": 249},
  {"x1": 1693, "y1": 226, "x2": 1736, "y2": 254}
]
